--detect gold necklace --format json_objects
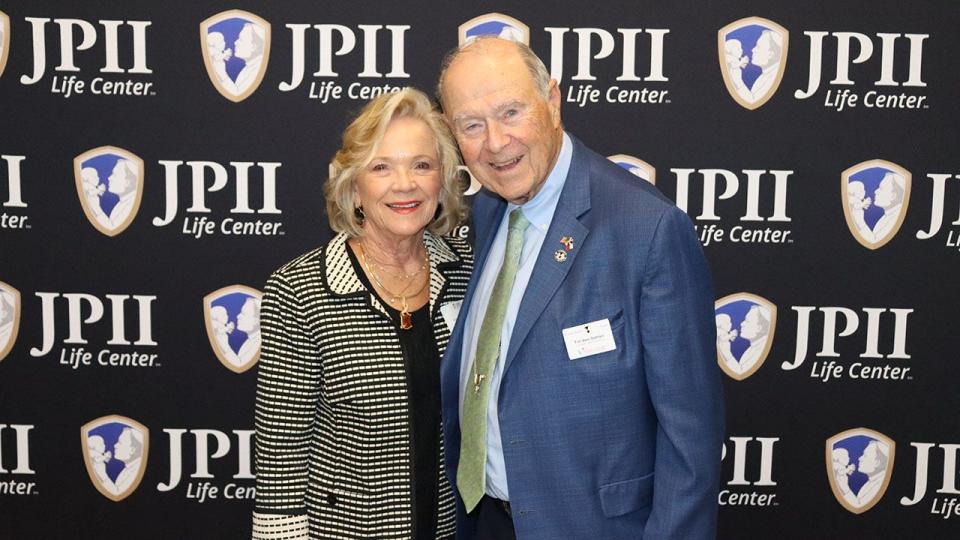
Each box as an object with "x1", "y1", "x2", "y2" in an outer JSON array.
[
  {"x1": 365, "y1": 251, "x2": 429, "y2": 281},
  {"x1": 358, "y1": 242, "x2": 430, "y2": 330}
]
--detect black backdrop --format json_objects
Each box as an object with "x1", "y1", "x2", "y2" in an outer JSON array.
[{"x1": 2, "y1": 1, "x2": 959, "y2": 538}]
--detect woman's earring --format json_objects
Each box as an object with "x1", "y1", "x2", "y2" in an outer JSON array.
[{"x1": 354, "y1": 206, "x2": 365, "y2": 225}]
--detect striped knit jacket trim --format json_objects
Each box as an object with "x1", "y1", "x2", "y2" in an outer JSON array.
[{"x1": 252, "y1": 231, "x2": 473, "y2": 540}]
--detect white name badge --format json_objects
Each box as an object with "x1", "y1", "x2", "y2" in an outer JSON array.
[
  {"x1": 562, "y1": 318, "x2": 617, "y2": 360},
  {"x1": 439, "y1": 300, "x2": 463, "y2": 333}
]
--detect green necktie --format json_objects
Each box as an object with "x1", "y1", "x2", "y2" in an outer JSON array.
[{"x1": 459, "y1": 208, "x2": 531, "y2": 513}]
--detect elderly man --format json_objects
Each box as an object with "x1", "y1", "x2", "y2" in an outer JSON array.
[{"x1": 437, "y1": 37, "x2": 724, "y2": 539}]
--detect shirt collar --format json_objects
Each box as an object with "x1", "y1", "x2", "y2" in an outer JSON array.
[{"x1": 508, "y1": 132, "x2": 572, "y2": 231}]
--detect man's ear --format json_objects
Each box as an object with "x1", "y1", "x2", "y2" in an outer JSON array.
[{"x1": 548, "y1": 79, "x2": 562, "y2": 128}]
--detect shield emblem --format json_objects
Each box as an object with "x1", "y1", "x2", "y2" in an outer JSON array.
[
  {"x1": 200, "y1": 10, "x2": 271, "y2": 103},
  {"x1": 0, "y1": 281, "x2": 21, "y2": 363},
  {"x1": 718, "y1": 17, "x2": 789, "y2": 110},
  {"x1": 842, "y1": 159, "x2": 912, "y2": 250},
  {"x1": 459, "y1": 13, "x2": 530, "y2": 46},
  {"x1": 74, "y1": 146, "x2": 144, "y2": 237},
  {"x1": 0, "y1": 11, "x2": 10, "y2": 79},
  {"x1": 826, "y1": 428, "x2": 895, "y2": 514},
  {"x1": 608, "y1": 154, "x2": 656, "y2": 185},
  {"x1": 714, "y1": 293, "x2": 777, "y2": 381},
  {"x1": 203, "y1": 285, "x2": 263, "y2": 373},
  {"x1": 81, "y1": 415, "x2": 150, "y2": 502}
]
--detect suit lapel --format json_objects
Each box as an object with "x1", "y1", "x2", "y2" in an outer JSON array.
[
  {"x1": 471, "y1": 194, "x2": 508, "y2": 288},
  {"x1": 503, "y1": 137, "x2": 593, "y2": 375},
  {"x1": 440, "y1": 194, "x2": 506, "y2": 431},
  {"x1": 444, "y1": 193, "x2": 507, "y2": 360}
]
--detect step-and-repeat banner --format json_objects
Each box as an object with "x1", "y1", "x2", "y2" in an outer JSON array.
[{"x1": 2, "y1": 1, "x2": 959, "y2": 538}]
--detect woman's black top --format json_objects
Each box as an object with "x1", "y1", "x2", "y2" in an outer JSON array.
[{"x1": 347, "y1": 247, "x2": 442, "y2": 540}]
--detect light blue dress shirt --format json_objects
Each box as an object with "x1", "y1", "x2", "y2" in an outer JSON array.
[{"x1": 459, "y1": 133, "x2": 573, "y2": 501}]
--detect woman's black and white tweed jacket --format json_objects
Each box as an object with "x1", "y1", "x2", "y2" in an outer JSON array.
[{"x1": 251, "y1": 231, "x2": 473, "y2": 539}]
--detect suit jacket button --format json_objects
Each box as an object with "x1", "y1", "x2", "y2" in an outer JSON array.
[{"x1": 327, "y1": 493, "x2": 338, "y2": 507}]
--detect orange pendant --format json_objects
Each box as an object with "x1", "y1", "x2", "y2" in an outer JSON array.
[{"x1": 400, "y1": 310, "x2": 413, "y2": 330}]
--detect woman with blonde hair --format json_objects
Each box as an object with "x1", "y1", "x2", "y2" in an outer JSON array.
[{"x1": 252, "y1": 87, "x2": 471, "y2": 539}]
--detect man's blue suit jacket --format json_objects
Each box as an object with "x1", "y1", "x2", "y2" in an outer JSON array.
[{"x1": 440, "y1": 135, "x2": 725, "y2": 540}]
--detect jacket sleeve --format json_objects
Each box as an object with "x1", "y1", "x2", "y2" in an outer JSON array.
[
  {"x1": 251, "y1": 271, "x2": 322, "y2": 539},
  {"x1": 639, "y1": 206, "x2": 725, "y2": 540}
]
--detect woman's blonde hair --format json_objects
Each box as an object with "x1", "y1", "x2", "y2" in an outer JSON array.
[{"x1": 325, "y1": 87, "x2": 467, "y2": 237}]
